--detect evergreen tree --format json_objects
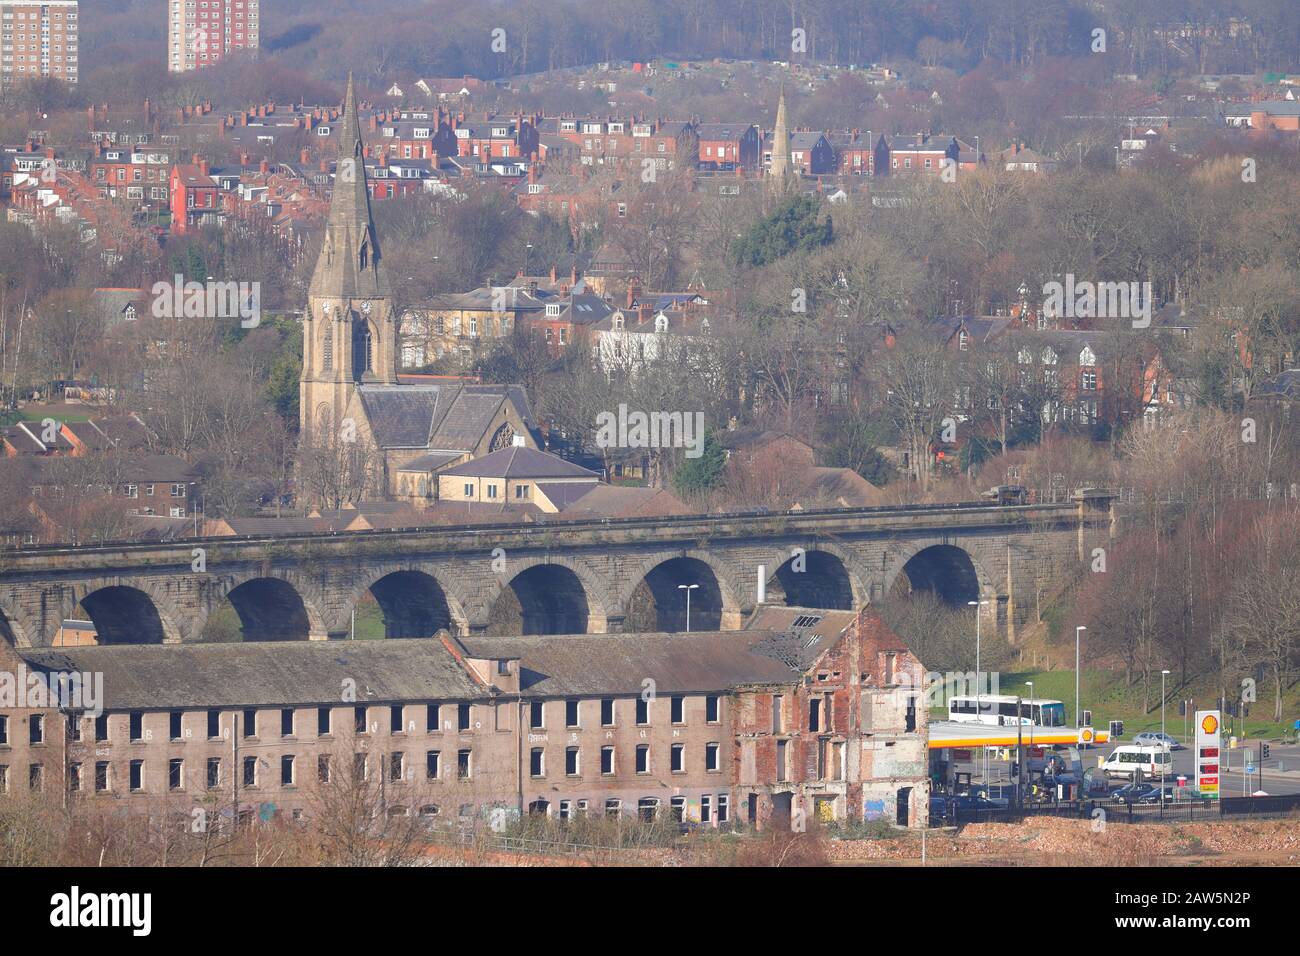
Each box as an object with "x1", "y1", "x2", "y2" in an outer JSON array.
[{"x1": 672, "y1": 431, "x2": 727, "y2": 496}]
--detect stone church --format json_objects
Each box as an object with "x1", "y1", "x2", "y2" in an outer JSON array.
[{"x1": 299, "y1": 75, "x2": 538, "y2": 499}]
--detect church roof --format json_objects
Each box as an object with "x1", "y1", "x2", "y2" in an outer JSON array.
[
  {"x1": 432, "y1": 390, "x2": 508, "y2": 448},
  {"x1": 357, "y1": 385, "x2": 446, "y2": 448},
  {"x1": 356, "y1": 382, "x2": 536, "y2": 451}
]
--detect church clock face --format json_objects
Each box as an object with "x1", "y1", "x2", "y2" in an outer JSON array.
[
  {"x1": 489, "y1": 422, "x2": 515, "y2": 452},
  {"x1": 361, "y1": 300, "x2": 372, "y2": 315}
]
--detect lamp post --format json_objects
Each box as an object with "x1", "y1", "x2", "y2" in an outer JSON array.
[
  {"x1": 967, "y1": 599, "x2": 991, "y2": 704},
  {"x1": 678, "y1": 583, "x2": 699, "y2": 633},
  {"x1": 1075, "y1": 626, "x2": 1086, "y2": 727},
  {"x1": 1016, "y1": 694, "x2": 1024, "y2": 809},
  {"x1": 1025, "y1": 681, "x2": 1034, "y2": 804},
  {"x1": 969, "y1": 598, "x2": 991, "y2": 784},
  {"x1": 1161, "y1": 669, "x2": 1170, "y2": 798}
]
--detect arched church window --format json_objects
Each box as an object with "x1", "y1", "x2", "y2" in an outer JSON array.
[
  {"x1": 322, "y1": 324, "x2": 333, "y2": 371},
  {"x1": 315, "y1": 403, "x2": 332, "y2": 438},
  {"x1": 489, "y1": 422, "x2": 515, "y2": 452},
  {"x1": 353, "y1": 321, "x2": 374, "y2": 378}
]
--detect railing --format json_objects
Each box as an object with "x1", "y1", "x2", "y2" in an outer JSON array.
[{"x1": 2, "y1": 495, "x2": 1096, "y2": 557}]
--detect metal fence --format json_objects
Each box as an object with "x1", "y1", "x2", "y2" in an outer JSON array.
[
  {"x1": 1220, "y1": 793, "x2": 1300, "y2": 817},
  {"x1": 940, "y1": 793, "x2": 1296, "y2": 827}
]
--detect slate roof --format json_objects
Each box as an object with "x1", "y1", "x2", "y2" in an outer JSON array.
[
  {"x1": 460, "y1": 631, "x2": 799, "y2": 697},
  {"x1": 173, "y1": 164, "x2": 217, "y2": 189},
  {"x1": 213, "y1": 516, "x2": 344, "y2": 536},
  {"x1": 19, "y1": 638, "x2": 485, "y2": 710},
  {"x1": 91, "y1": 288, "x2": 146, "y2": 327},
  {"x1": 2, "y1": 423, "x2": 59, "y2": 454},
  {"x1": 432, "y1": 390, "x2": 507, "y2": 448},
  {"x1": 441, "y1": 445, "x2": 598, "y2": 479},
  {"x1": 696, "y1": 123, "x2": 756, "y2": 141},
  {"x1": 1249, "y1": 100, "x2": 1300, "y2": 116},
  {"x1": 557, "y1": 294, "x2": 614, "y2": 326},
  {"x1": 533, "y1": 481, "x2": 598, "y2": 509},
  {"x1": 789, "y1": 131, "x2": 828, "y2": 151},
  {"x1": 395, "y1": 451, "x2": 464, "y2": 473},
  {"x1": 425, "y1": 287, "x2": 549, "y2": 312},
  {"x1": 357, "y1": 384, "x2": 445, "y2": 448},
  {"x1": 540, "y1": 483, "x2": 693, "y2": 518},
  {"x1": 1256, "y1": 369, "x2": 1300, "y2": 399},
  {"x1": 928, "y1": 315, "x2": 1014, "y2": 345},
  {"x1": 354, "y1": 381, "x2": 534, "y2": 451},
  {"x1": 746, "y1": 606, "x2": 860, "y2": 670}
]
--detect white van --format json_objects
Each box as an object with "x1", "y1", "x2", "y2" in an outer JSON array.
[{"x1": 1102, "y1": 745, "x2": 1172, "y2": 779}]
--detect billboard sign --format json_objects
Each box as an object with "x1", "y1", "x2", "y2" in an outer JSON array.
[{"x1": 1195, "y1": 710, "x2": 1221, "y2": 799}]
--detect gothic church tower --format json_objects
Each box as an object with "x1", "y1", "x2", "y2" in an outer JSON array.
[
  {"x1": 300, "y1": 73, "x2": 399, "y2": 439},
  {"x1": 767, "y1": 85, "x2": 794, "y2": 193}
]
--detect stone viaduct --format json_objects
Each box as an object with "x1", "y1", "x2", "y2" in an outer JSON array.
[{"x1": 0, "y1": 495, "x2": 1116, "y2": 648}]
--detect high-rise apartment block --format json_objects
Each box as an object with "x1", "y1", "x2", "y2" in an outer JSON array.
[
  {"x1": 167, "y1": 0, "x2": 259, "y2": 73},
  {"x1": 0, "y1": 1, "x2": 79, "y2": 87}
]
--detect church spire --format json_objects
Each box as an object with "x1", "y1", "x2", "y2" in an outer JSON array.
[
  {"x1": 309, "y1": 72, "x2": 391, "y2": 299},
  {"x1": 768, "y1": 83, "x2": 793, "y2": 192}
]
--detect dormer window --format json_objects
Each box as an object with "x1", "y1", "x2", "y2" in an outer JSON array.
[
  {"x1": 957, "y1": 329, "x2": 969, "y2": 351},
  {"x1": 546, "y1": 303, "x2": 561, "y2": 317},
  {"x1": 613, "y1": 314, "x2": 624, "y2": 331},
  {"x1": 655, "y1": 315, "x2": 668, "y2": 332}
]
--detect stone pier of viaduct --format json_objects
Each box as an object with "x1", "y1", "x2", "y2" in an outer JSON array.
[{"x1": 0, "y1": 495, "x2": 1116, "y2": 648}]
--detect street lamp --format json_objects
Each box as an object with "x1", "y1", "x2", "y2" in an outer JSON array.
[
  {"x1": 1075, "y1": 626, "x2": 1087, "y2": 727},
  {"x1": 1025, "y1": 681, "x2": 1034, "y2": 749},
  {"x1": 968, "y1": 598, "x2": 990, "y2": 784},
  {"x1": 1161, "y1": 669, "x2": 1171, "y2": 796},
  {"x1": 677, "y1": 583, "x2": 700, "y2": 633},
  {"x1": 967, "y1": 599, "x2": 990, "y2": 707}
]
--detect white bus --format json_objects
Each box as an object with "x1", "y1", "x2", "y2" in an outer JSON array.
[{"x1": 947, "y1": 695, "x2": 1067, "y2": 728}]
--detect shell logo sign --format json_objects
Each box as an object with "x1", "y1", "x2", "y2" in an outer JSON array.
[
  {"x1": 1078, "y1": 727, "x2": 1095, "y2": 744},
  {"x1": 1195, "y1": 710, "x2": 1222, "y2": 799}
]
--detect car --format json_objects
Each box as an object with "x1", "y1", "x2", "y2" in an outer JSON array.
[
  {"x1": 1111, "y1": 782, "x2": 1157, "y2": 804},
  {"x1": 1132, "y1": 731, "x2": 1185, "y2": 751},
  {"x1": 951, "y1": 794, "x2": 1001, "y2": 813},
  {"x1": 1136, "y1": 786, "x2": 1177, "y2": 805}
]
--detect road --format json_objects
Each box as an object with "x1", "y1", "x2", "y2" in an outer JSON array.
[
  {"x1": 950, "y1": 740, "x2": 1300, "y2": 798},
  {"x1": 1111, "y1": 740, "x2": 1300, "y2": 797}
]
